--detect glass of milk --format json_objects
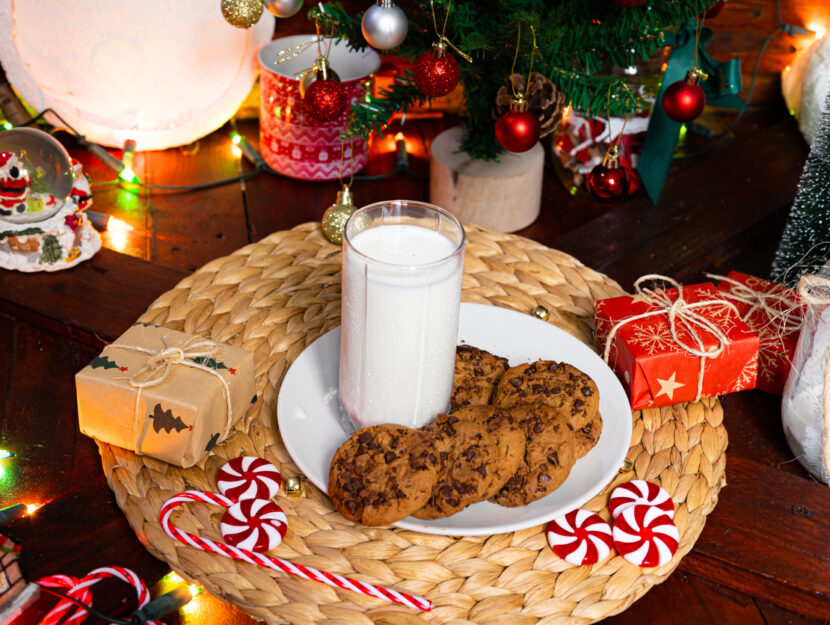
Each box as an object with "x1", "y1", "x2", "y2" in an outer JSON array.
[{"x1": 339, "y1": 200, "x2": 466, "y2": 429}]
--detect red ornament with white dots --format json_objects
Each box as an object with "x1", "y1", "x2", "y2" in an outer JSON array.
[{"x1": 413, "y1": 42, "x2": 460, "y2": 97}]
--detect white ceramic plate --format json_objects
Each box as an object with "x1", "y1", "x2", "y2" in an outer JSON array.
[{"x1": 277, "y1": 303, "x2": 632, "y2": 536}]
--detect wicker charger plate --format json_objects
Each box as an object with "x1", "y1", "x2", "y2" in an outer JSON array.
[{"x1": 99, "y1": 223, "x2": 728, "y2": 625}]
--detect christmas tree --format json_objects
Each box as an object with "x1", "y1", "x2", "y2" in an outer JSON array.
[
  {"x1": 315, "y1": 0, "x2": 712, "y2": 159},
  {"x1": 771, "y1": 90, "x2": 830, "y2": 282}
]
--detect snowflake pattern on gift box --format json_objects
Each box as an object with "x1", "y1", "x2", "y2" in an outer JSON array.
[
  {"x1": 732, "y1": 354, "x2": 758, "y2": 393},
  {"x1": 702, "y1": 302, "x2": 740, "y2": 333},
  {"x1": 629, "y1": 322, "x2": 675, "y2": 355},
  {"x1": 758, "y1": 332, "x2": 788, "y2": 384}
]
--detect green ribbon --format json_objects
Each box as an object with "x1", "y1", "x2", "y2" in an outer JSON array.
[{"x1": 638, "y1": 24, "x2": 746, "y2": 204}]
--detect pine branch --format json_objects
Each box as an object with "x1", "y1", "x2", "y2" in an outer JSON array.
[
  {"x1": 315, "y1": 0, "x2": 716, "y2": 158},
  {"x1": 344, "y1": 77, "x2": 427, "y2": 140}
]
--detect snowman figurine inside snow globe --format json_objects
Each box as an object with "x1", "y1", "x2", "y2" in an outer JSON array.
[{"x1": 0, "y1": 127, "x2": 101, "y2": 271}]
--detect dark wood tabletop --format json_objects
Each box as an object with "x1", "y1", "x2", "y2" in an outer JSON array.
[{"x1": 1, "y1": 94, "x2": 828, "y2": 625}]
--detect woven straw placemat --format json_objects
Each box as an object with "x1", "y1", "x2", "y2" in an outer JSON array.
[{"x1": 99, "y1": 223, "x2": 727, "y2": 625}]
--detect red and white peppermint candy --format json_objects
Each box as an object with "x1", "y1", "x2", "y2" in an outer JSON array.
[
  {"x1": 546, "y1": 509, "x2": 613, "y2": 566},
  {"x1": 220, "y1": 498, "x2": 288, "y2": 552},
  {"x1": 608, "y1": 480, "x2": 674, "y2": 519},
  {"x1": 216, "y1": 456, "x2": 282, "y2": 501},
  {"x1": 613, "y1": 504, "x2": 679, "y2": 568}
]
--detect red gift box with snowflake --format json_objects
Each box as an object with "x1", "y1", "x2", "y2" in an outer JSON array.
[
  {"x1": 594, "y1": 277, "x2": 760, "y2": 410},
  {"x1": 712, "y1": 271, "x2": 802, "y2": 396}
]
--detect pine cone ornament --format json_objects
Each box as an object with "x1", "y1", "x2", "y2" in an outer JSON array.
[{"x1": 495, "y1": 73, "x2": 566, "y2": 139}]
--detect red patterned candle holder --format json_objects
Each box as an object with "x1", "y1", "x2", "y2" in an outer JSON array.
[{"x1": 258, "y1": 36, "x2": 380, "y2": 181}]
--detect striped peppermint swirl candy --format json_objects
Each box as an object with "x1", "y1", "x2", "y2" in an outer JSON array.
[
  {"x1": 613, "y1": 504, "x2": 679, "y2": 568},
  {"x1": 608, "y1": 480, "x2": 675, "y2": 519},
  {"x1": 221, "y1": 498, "x2": 288, "y2": 552},
  {"x1": 216, "y1": 456, "x2": 282, "y2": 501},
  {"x1": 160, "y1": 490, "x2": 431, "y2": 612},
  {"x1": 547, "y1": 509, "x2": 614, "y2": 566},
  {"x1": 37, "y1": 567, "x2": 157, "y2": 625}
]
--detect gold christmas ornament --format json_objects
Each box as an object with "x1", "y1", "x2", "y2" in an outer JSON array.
[
  {"x1": 285, "y1": 475, "x2": 303, "y2": 496},
  {"x1": 532, "y1": 305, "x2": 549, "y2": 321},
  {"x1": 619, "y1": 459, "x2": 634, "y2": 473},
  {"x1": 321, "y1": 184, "x2": 357, "y2": 244},
  {"x1": 221, "y1": 0, "x2": 264, "y2": 29},
  {"x1": 495, "y1": 72, "x2": 566, "y2": 139}
]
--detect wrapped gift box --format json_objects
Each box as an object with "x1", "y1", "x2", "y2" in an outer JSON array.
[
  {"x1": 714, "y1": 271, "x2": 802, "y2": 395},
  {"x1": 594, "y1": 282, "x2": 760, "y2": 409},
  {"x1": 76, "y1": 324, "x2": 256, "y2": 468}
]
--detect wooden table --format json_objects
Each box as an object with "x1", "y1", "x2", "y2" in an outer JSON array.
[{"x1": 1, "y1": 102, "x2": 828, "y2": 625}]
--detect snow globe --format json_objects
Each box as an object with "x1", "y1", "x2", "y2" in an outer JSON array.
[{"x1": 0, "y1": 127, "x2": 101, "y2": 271}]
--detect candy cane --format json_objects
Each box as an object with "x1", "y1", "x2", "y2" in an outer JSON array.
[
  {"x1": 161, "y1": 491, "x2": 431, "y2": 612},
  {"x1": 37, "y1": 567, "x2": 158, "y2": 625}
]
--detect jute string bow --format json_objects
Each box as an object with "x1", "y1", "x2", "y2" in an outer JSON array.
[
  {"x1": 705, "y1": 272, "x2": 802, "y2": 335},
  {"x1": 797, "y1": 274, "x2": 830, "y2": 479},
  {"x1": 602, "y1": 275, "x2": 739, "y2": 402},
  {"x1": 116, "y1": 336, "x2": 233, "y2": 455}
]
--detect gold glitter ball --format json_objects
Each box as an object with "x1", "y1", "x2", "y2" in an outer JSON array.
[
  {"x1": 221, "y1": 0, "x2": 263, "y2": 28},
  {"x1": 321, "y1": 185, "x2": 357, "y2": 244},
  {"x1": 285, "y1": 476, "x2": 303, "y2": 497},
  {"x1": 532, "y1": 305, "x2": 549, "y2": 321}
]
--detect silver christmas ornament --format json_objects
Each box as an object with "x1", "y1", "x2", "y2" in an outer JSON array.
[
  {"x1": 361, "y1": 0, "x2": 408, "y2": 50},
  {"x1": 263, "y1": 0, "x2": 303, "y2": 18}
]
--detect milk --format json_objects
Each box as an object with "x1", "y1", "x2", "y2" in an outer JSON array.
[{"x1": 339, "y1": 223, "x2": 464, "y2": 428}]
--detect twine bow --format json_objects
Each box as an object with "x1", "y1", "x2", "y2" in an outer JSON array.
[
  {"x1": 705, "y1": 273, "x2": 802, "y2": 335},
  {"x1": 602, "y1": 274, "x2": 739, "y2": 402},
  {"x1": 115, "y1": 336, "x2": 234, "y2": 456},
  {"x1": 797, "y1": 274, "x2": 830, "y2": 479}
]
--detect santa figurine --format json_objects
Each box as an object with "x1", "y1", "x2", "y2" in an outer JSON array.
[{"x1": 0, "y1": 151, "x2": 31, "y2": 217}]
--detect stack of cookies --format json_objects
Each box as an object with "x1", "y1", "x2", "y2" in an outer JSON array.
[{"x1": 328, "y1": 346, "x2": 602, "y2": 526}]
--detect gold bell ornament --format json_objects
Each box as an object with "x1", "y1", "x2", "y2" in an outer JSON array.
[{"x1": 321, "y1": 184, "x2": 357, "y2": 244}]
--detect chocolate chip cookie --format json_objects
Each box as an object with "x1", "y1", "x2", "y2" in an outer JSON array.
[
  {"x1": 575, "y1": 412, "x2": 603, "y2": 459},
  {"x1": 489, "y1": 404, "x2": 576, "y2": 507},
  {"x1": 450, "y1": 345, "x2": 509, "y2": 410},
  {"x1": 413, "y1": 417, "x2": 501, "y2": 519},
  {"x1": 447, "y1": 405, "x2": 526, "y2": 498},
  {"x1": 329, "y1": 424, "x2": 440, "y2": 526},
  {"x1": 493, "y1": 361, "x2": 599, "y2": 430}
]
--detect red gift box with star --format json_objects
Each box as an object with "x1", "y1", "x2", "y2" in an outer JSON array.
[
  {"x1": 75, "y1": 323, "x2": 256, "y2": 467},
  {"x1": 713, "y1": 271, "x2": 802, "y2": 396},
  {"x1": 594, "y1": 281, "x2": 760, "y2": 410}
]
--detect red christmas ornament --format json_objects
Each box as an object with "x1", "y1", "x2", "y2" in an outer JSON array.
[
  {"x1": 495, "y1": 95, "x2": 541, "y2": 153},
  {"x1": 304, "y1": 79, "x2": 348, "y2": 122},
  {"x1": 702, "y1": 0, "x2": 726, "y2": 18},
  {"x1": 587, "y1": 144, "x2": 630, "y2": 199},
  {"x1": 413, "y1": 42, "x2": 460, "y2": 97},
  {"x1": 613, "y1": 0, "x2": 647, "y2": 6},
  {"x1": 662, "y1": 70, "x2": 706, "y2": 123}
]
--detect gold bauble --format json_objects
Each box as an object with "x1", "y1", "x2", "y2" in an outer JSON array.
[
  {"x1": 322, "y1": 185, "x2": 357, "y2": 244},
  {"x1": 532, "y1": 305, "x2": 550, "y2": 321},
  {"x1": 285, "y1": 476, "x2": 303, "y2": 497},
  {"x1": 221, "y1": 0, "x2": 264, "y2": 28}
]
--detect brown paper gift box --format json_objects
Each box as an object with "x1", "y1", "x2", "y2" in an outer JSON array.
[{"x1": 76, "y1": 324, "x2": 256, "y2": 468}]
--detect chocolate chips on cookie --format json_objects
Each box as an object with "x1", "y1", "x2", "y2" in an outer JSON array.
[
  {"x1": 451, "y1": 345, "x2": 509, "y2": 410},
  {"x1": 328, "y1": 424, "x2": 440, "y2": 526}
]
